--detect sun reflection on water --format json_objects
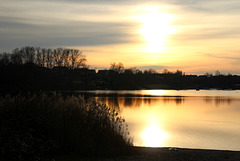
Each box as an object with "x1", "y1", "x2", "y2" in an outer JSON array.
[
  {"x1": 141, "y1": 114, "x2": 167, "y2": 147},
  {"x1": 87, "y1": 90, "x2": 240, "y2": 150},
  {"x1": 142, "y1": 124, "x2": 167, "y2": 147}
]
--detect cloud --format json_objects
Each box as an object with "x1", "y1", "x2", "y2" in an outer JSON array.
[
  {"x1": 0, "y1": 18, "x2": 135, "y2": 49},
  {"x1": 2, "y1": 0, "x2": 240, "y2": 50},
  {"x1": 184, "y1": 1, "x2": 240, "y2": 14},
  {"x1": 172, "y1": 27, "x2": 240, "y2": 43},
  {"x1": 137, "y1": 65, "x2": 166, "y2": 71},
  {"x1": 0, "y1": 0, "x2": 138, "y2": 51},
  {"x1": 205, "y1": 54, "x2": 240, "y2": 60}
]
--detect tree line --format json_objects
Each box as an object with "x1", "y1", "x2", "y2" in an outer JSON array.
[
  {"x1": 1, "y1": 47, "x2": 239, "y2": 93},
  {"x1": 109, "y1": 62, "x2": 158, "y2": 74},
  {"x1": 109, "y1": 62, "x2": 185, "y2": 75},
  {"x1": 1, "y1": 46, "x2": 230, "y2": 76},
  {"x1": 0, "y1": 46, "x2": 87, "y2": 69},
  {"x1": 109, "y1": 62, "x2": 234, "y2": 76}
]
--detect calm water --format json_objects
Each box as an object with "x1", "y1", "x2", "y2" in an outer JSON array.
[{"x1": 79, "y1": 90, "x2": 240, "y2": 151}]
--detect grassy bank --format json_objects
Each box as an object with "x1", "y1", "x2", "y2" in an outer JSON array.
[{"x1": 0, "y1": 93, "x2": 133, "y2": 161}]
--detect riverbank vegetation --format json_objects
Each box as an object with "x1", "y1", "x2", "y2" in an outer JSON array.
[{"x1": 0, "y1": 93, "x2": 133, "y2": 161}]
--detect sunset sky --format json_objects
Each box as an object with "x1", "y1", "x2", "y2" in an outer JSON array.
[{"x1": 1, "y1": 0, "x2": 240, "y2": 74}]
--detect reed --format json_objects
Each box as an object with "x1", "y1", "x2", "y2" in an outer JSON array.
[{"x1": 0, "y1": 92, "x2": 133, "y2": 161}]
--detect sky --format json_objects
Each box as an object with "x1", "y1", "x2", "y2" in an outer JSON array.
[{"x1": 1, "y1": 0, "x2": 240, "y2": 74}]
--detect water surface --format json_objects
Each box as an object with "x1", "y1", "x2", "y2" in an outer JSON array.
[{"x1": 79, "y1": 90, "x2": 240, "y2": 151}]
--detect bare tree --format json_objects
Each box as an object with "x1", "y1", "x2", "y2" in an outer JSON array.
[
  {"x1": 175, "y1": 70, "x2": 184, "y2": 76},
  {"x1": 215, "y1": 70, "x2": 222, "y2": 76},
  {"x1": 162, "y1": 69, "x2": 171, "y2": 74},
  {"x1": 53, "y1": 48, "x2": 64, "y2": 67},
  {"x1": 204, "y1": 72, "x2": 213, "y2": 77},
  {"x1": 1, "y1": 46, "x2": 87, "y2": 69},
  {"x1": 0, "y1": 52, "x2": 11, "y2": 65},
  {"x1": 62, "y1": 49, "x2": 70, "y2": 67},
  {"x1": 46, "y1": 48, "x2": 53, "y2": 68},
  {"x1": 35, "y1": 47, "x2": 42, "y2": 66},
  {"x1": 110, "y1": 62, "x2": 124, "y2": 73},
  {"x1": 40, "y1": 48, "x2": 46, "y2": 67},
  {"x1": 124, "y1": 67, "x2": 141, "y2": 74},
  {"x1": 69, "y1": 49, "x2": 86, "y2": 69},
  {"x1": 11, "y1": 48, "x2": 23, "y2": 65},
  {"x1": 144, "y1": 68, "x2": 156, "y2": 74},
  {"x1": 21, "y1": 46, "x2": 35, "y2": 64}
]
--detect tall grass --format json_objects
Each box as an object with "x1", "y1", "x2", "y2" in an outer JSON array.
[{"x1": 0, "y1": 92, "x2": 133, "y2": 161}]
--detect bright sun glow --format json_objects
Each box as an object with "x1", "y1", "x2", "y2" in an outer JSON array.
[
  {"x1": 135, "y1": 8, "x2": 175, "y2": 53},
  {"x1": 147, "y1": 90, "x2": 166, "y2": 96},
  {"x1": 142, "y1": 124, "x2": 167, "y2": 147}
]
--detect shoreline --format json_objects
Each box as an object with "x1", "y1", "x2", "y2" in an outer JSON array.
[
  {"x1": 136, "y1": 146, "x2": 240, "y2": 152},
  {"x1": 50, "y1": 147, "x2": 240, "y2": 161}
]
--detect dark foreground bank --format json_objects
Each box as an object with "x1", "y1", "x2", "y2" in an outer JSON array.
[
  {"x1": 0, "y1": 93, "x2": 132, "y2": 161},
  {"x1": 47, "y1": 147, "x2": 240, "y2": 161}
]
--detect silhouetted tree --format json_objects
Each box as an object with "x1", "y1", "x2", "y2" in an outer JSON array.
[
  {"x1": 143, "y1": 68, "x2": 157, "y2": 74},
  {"x1": 124, "y1": 67, "x2": 141, "y2": 74},
  {"x1": 35, "y1": 47, "x2": 42, "y2": 67},
  {"x1": 175, "y1": 70, "x2": 184, "y2": 76},
  {"x1": 22, "y1": 46, "x2": 35, "y2": 64},
  {"x1": 53, "y1": 48, "x2": 64, "y2": 67},
  {"x1": 0, "y1": 46, "x2": 87, "y2": 69},
  {"x1": 11, "y1": 48, "x2": 23, "y2": 65},
  {"x1": 46, "y1": 48, "x2": 53, "y2": 68},
  {"x1": 204, "y1": 72, "x2": 213, "y2": 77},
  {"x1": 62, "y1": 49, "x2": 70, "y2": 67},
  {"x1": 215, "y1": 70, "x2": 222, "y2": 76},
  {"x1": 0, "y1": 52, "x2": 10, "y2": 65},
  {"x1": 110, "y1": 62, "x2": 124, "y2": 73},
  {"x1": 69, "y1": 49, "x2": 86, "y2": 69},
  {"x1": 162, "y1": 69, "x2": 171, "y2": 74}
]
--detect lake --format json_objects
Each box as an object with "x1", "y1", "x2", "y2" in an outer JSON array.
[{"x1": 77, "y1": 90, "x2": 240, "y2": 151}]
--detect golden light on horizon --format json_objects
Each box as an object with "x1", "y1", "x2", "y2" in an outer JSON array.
[
  {"x1": 135, "y1": 7, "x2": 176, "y2": 53},
  {"x1": 146, "y1": 90, "x2": 167, "y2": 96}
]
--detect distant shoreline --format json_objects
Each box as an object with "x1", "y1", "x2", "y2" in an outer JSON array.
[{"x1": 1, "y1": 63, "x2": 240, "y2": 94}]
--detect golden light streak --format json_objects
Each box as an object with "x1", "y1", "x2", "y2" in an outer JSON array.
[{"x1": 147, "y1": 90, "x2": 167, "y2": 96}]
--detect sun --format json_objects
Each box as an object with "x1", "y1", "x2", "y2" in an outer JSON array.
[{"x1": 135, "y1": 8, "x2": 176, "y2": 53}]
